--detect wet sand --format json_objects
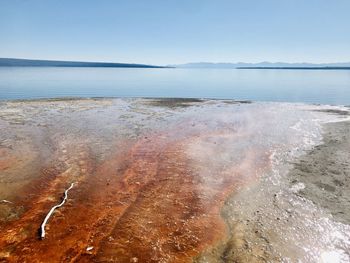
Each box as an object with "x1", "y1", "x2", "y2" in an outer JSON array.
[
  {"x1": 289, "y1": 119, "x2": 350, "y2": 225},
  {"x1": 0, "y1": 98, "x2": 349, "y2": 262},
  {"x1": 195, "y1": 118, "x2": 350, "y2": 263}
]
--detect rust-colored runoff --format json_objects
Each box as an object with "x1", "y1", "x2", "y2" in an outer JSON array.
[{"x1": 0, "y1": 130, "x2": 269, "y2": 263}]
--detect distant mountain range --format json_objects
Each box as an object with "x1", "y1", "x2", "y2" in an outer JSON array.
[
  {"x1": 170, "y1": 62, "x2": 350, "y2": 69},
  {"x1": 0, "y1": 58, "x2": 166, "y2": 68},
  {"x1": 1, "y1": 58, "x2": 350, "y2": 69}
]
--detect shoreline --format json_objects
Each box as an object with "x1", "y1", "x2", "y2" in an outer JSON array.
[
  {"x1": 0, "y1": 96, "x2": 253, "y2": 105},
  {"x1": 2, "y1": 96, "x2": 349, "y2": 109},
  {"x1": 196, "y1": 117, "x2": 350, "y2": 262},
  {"x1": 289, "y1": 119, "x2": 350, "y2": 225}
]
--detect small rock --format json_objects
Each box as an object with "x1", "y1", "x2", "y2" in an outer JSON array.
[{"x1": 86, "y1": 246, "x2": 93, "y2": 251}]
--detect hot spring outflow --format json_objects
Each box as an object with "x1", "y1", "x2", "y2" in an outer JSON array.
[{"x1": 0, "y1": 98, "x2": 349, "y2": 262}]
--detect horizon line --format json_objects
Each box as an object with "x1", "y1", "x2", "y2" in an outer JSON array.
[{"x1": 1, "y1": 57, "x2": 350, "y2": 67}]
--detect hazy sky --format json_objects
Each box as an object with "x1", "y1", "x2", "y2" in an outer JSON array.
[{"x1": 1, "y1": 0, "x2": 350, "y2": 65}]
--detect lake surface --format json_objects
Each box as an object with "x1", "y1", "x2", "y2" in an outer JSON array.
[{"x1": 0, "y1": 67, "x2": 349, "y2": 105}]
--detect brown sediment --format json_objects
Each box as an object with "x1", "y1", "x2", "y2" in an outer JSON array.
[
  {"x1": 0, "y1": 148, "x2": 16, "y2": 171},
  {"x1": 0, "y1": 116, "x2": 270, "y2": 263},
  {"x1": 314, "y1": 109, "x2": 349, "y2": 115},
  {"x1": 144, "y1": 98, "x2": 205, "y2": 108},
  {"x1": 221, "y1": 100, "x2": 252, "y2": 104}
]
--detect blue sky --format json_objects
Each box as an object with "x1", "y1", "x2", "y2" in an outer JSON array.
[{"x1": 1, "y1": 0, "x2": 350, "y2": 65}]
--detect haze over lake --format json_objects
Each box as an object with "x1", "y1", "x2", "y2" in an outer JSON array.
[{"x1": 1, "y1": 67, "x2": 349, "y2": 105}]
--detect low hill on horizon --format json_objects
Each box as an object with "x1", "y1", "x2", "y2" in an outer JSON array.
[
  {"x1": 170, "y1": 61, "x2": 350, "y2": 68},
  {"x1": 0, "y1": 58, "x2": 166, "y2": 68}
]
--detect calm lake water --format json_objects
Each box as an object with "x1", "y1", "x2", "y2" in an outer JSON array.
[{"x1": 0, "y1": 67, "x2": 349, "y2": 105}]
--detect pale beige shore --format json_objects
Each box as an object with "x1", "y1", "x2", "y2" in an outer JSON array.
[{"x1": 289, "y1": 118, "x2": 350, "y2": 225}]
